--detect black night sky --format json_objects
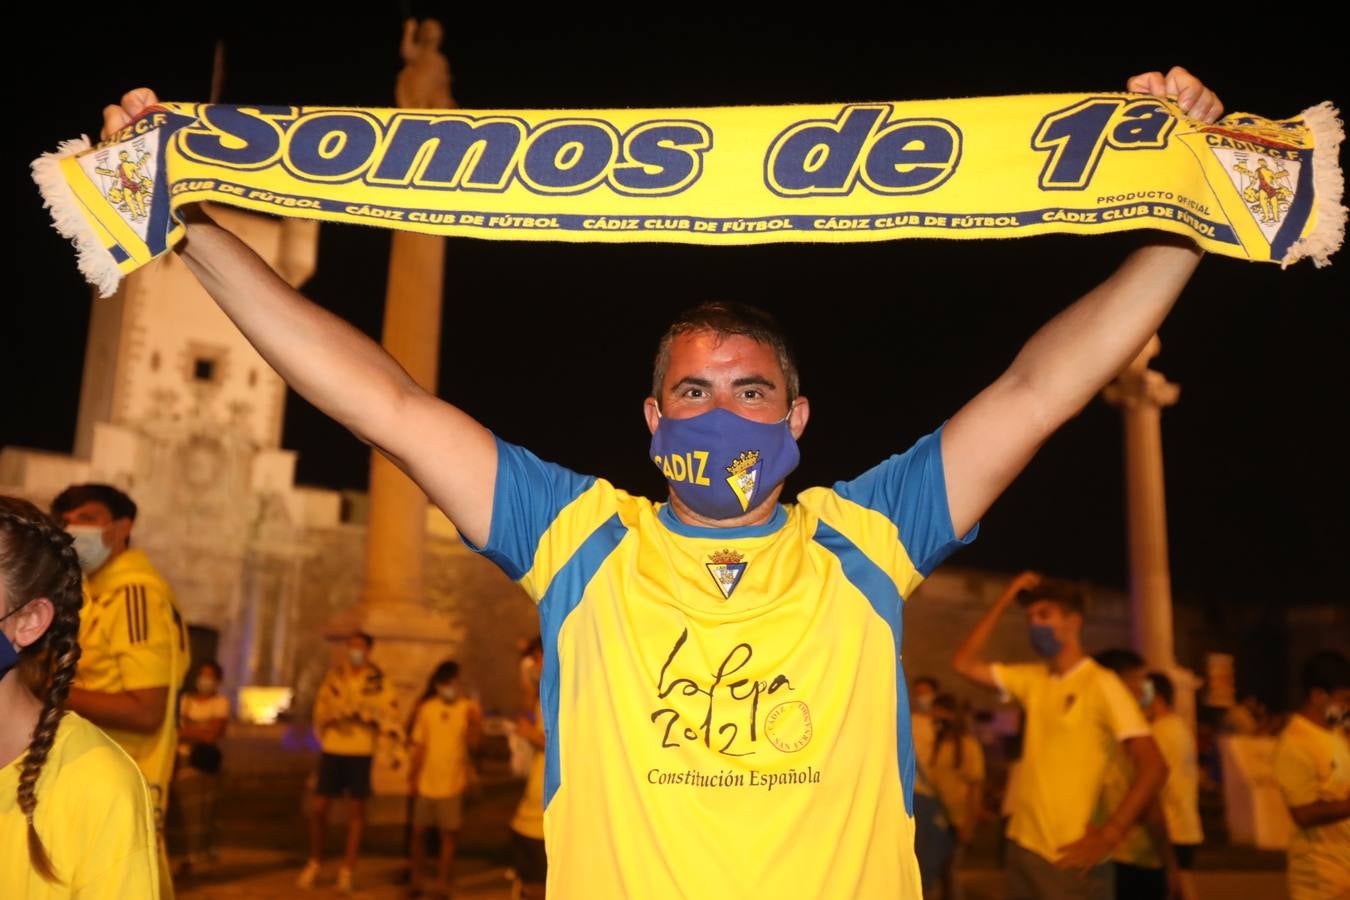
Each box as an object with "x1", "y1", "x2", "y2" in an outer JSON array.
[{"x1": 9, "y1": 15, "x2": 1348, "y2": 617}]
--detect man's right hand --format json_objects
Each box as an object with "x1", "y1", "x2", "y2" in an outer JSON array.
[{"x1": 1003, "y1": 570, "x2": 1041, "y2": 603}]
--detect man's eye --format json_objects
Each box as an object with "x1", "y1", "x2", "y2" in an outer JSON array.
[{"x1": 683, "y1": 388, "x2": 706, "y2": 398}]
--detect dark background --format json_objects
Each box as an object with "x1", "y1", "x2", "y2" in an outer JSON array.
[{"x1": 10, "y1": 15, "x2": 1348, "y2": 633}]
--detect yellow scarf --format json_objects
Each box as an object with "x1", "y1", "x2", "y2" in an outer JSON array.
[{"x1": 34, "y1": 94, "x2": 1344, "y2": 296}]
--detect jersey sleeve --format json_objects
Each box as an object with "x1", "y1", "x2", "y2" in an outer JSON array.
[
  {"x1": 411, "y1": 702, "x2": 430, "y2": 747},
  {"x1": 312, "y1": 670, "x2": 346, "y2": 729},
  {"x1": 460, "y1": 436, "x2": 615, "y2": 600},
  {"x1": 68, "y1": 740, "x2": 161, "y2": 898},
  {"x1": 989, "y1": 662, "x2": 1041, "y2": 705},
  {"x1": 109, "y1": 583, "x2": 180, "y2": 691},
  {"x1": 1273, "y1": 732, "x2": 1320, "y2": 808},
  {"x1": 830, "y1": 423, "x2": 978, "y2": 583}
]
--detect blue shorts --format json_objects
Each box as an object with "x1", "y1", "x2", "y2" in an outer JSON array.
[{"x1": 316, "y1": 753, "x2": 372, "y2": 799}]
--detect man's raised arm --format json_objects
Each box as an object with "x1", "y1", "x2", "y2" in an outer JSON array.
[
  {"x1": 941, "y1": 67, "x2": 1222, "y2": 537},
  {"x1": 102, "y1": 89, "x2": 498, "y2": 547}
]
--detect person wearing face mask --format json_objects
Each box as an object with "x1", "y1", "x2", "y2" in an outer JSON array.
[
  {"x1": 300, "y1": 632, "x2": 401, "y2": 893},
  {"x1": 910, "y1": 675, "x2": 953, "y2": 893},
  {"x1": 926, "y1": 693, "x2": 987, "y2": 900},
  {"x1": 510, "y1": 638, "x2": 548, "y2": 900},
  {"x1": 97, "y1": 65, "x2": 1223, "y2": 897},
  {"x1": 172, "y1": 660, "x2": 229, "y2": 878},
  {"x1": 406, "y1": 660, "x2": 482, "y2": 896},
  {"x1": 50, "y1": 483, "x2": 189, "y2": 899},
  {"x1": 952, "y1": 573, "x2": 1168, "y2": 900},
  {"x1": 1143, "y1": 673, "x2": 1203, "y2": 878},
  {"x1": 1093, "y1": 649, "x2": 1185, "y2": 900},
  {"x1": 1272, "y1": 650, "x2": 1350, "y2": 900},
  {"x1": 1, "y1": 495, "x2": 160, "y2": 898}
]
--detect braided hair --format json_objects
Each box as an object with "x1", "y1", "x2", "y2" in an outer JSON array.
[{"x1": 0, "y1": 496, "x2": 85, "y2": 884}]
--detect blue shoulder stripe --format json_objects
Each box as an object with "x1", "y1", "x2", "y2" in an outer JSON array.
[{"x1": 812, "y1": 520, "x2": 916, "y2": 817}]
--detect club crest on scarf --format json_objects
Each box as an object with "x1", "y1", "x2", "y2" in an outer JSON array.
[
  {"x1": 91, "y1": 147, "x2": 155, "y2": 225},
  {"x1": 1200, "y1": 117, "x2": 1310, "y2": 247},
  {"x1": 705, "y1": 549, "x2": 747, "y2": 600},
  {"x1": 725, "y1": 450, "x2": 762, "y2": 513}
]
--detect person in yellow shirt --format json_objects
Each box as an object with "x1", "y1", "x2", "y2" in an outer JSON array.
[
  {"x1": 1, "y1": 495, "x2": 159, "y2": 898},
  {"x1": 1094, "y1": 648, "x2": 1183, "y2": 900},
  {"x1": 953, "y1": 573, "x2": 1167, "y2": 900},
  {"x1": 911, "y1": 675, "x2": 952, "y2": 891},
  {"x1": 1272, "y1": 650, "x2": 1350, "y2": 900},
  {"x1": 926, "y1": 693, "x2": 986, "y2": 900},
  {"x1": 510, "y1": 639, "x2": 547, "y2": 900},
  {"x1": 50, "y1": 483, "x2": 189, "y2": 898},
  {"x1": 299, "y1": 631, "x2": 401, "y2": 893},
  {"x1": 407, "y1": 660, "x2": 482, "y2": 896},
  {"x1": 1144, "y1": 672, "x2": 1203, "y2": 869}
]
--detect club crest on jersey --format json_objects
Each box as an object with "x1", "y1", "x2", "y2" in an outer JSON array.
[
  {"x1": 705, "y1": 548, "x2": 747, "y2": 600},
  {"x1": 725, "y1": 450, "x2": 762, "y2": 512}
]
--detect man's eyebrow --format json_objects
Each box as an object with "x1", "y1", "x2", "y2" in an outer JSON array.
[
  {"x1": 669, "y1": 376, "x2": 713, "y2": 392},
  {"x1": 732, "y1": 375, "x2": 777, "y2": 390}
]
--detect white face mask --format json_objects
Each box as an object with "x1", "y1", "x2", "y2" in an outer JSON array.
[
  {"x1": 348, "y1": 648, "x2": 367, "y2": 667},
  {"x1": 67, "y1": 524, "x2": 111, "y2": 573},
  {"x1": 1326, "y1": 703, "x2": 1348, "y2": 729},
  {"x1": 437, "y1": 684, "x2": 458, "y2": 702},
  {"x1": 196, "y1": 677, "x2": 218, "y2": 695},
  {"x1": 1139, "y1": 680, "x2": 1156, "y2": 709},
  {"x1": 914, "y1": 694, "x2": 934, "y2": 714}
]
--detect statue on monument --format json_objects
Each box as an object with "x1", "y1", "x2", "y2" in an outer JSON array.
[{"x1": 397, "y1": 19, "x2": 454, "y2": 110}]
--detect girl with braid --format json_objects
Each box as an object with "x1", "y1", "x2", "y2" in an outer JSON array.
[{"x1": 0, "y1": 496, "x2": 159, "y2": 898}]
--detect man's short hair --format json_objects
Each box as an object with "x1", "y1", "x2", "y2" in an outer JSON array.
[
  {"x1": 1300, "y1": 649, "x2": 1350, "y2": 698},
  {"x1": 651, "y1": 302, "x2": 799, "y2": 404},
  {"x1": 913, "y1": 675, "x2": 939, "y2": 693},
  {"x1": 1147, "y1": 672, "x2": 1175, "y2": 707},
  {"x1": 1094, "y1": 648, "x2": 1145, "y2": 674},
  {"x1": 352, "y1": 631, "x2": 374, "y2": 649},
  {"x1": 50, "y1": 483, "x2": 138, "y2": 522},
  {"x1": 1015, "y1": 577, "x2": 1085, "y2": 616}
]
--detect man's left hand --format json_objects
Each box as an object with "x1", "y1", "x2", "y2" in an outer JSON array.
[{"x1": 1127, "y1": 66, "x2": 1224, "y2": 123}]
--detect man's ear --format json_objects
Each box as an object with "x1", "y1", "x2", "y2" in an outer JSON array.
[{"x1": 788, "y1": 396, "x2": 810, "y2": 440}]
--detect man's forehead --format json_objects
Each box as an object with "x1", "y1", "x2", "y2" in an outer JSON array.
[{"x1": 666, "y1": 330, "x2": 783, "y2": 375}]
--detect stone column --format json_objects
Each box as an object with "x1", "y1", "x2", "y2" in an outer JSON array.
[
  {"x1": 324, "y1": 19, "x2": 460, "y2": 802},
  {"x1": 1103, "y1": 336, "x2": 1199, "y2": 725}
]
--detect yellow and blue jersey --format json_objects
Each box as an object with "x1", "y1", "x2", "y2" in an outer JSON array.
[{"x1": 466, "y1": 425, "x2": 975, "y2": 898}]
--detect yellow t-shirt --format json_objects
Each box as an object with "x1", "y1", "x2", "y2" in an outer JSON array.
[
  {"x1": 1272, "y1": 714, "x2": 1350, "y2": 900},
  {"x1": 411, "y1": 695, "x2": 478, "y2": 798},
  {"x1": 1153, "y1": 712, "x2": 1204, "y2": 845},
  {"x1": 312, "y1": 663, "x2": 400, "y2": 756},
  {"x1": 75, "y1": 549, "x2": 190, "y2": 822},
  {"x1": 991, "y1": 658, "x2": 1151, "y2": 863},
  {"x1": 925, "y1": 733, "x2": 984, "y2": 831},
  {"x1": 464, "y1": 428, "x2": 977, "y2": 899},
  {"x1": 0, "y1": 712, "x2": 159, "y2": 899}
]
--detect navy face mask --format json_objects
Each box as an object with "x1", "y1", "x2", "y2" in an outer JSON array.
[
  {"x1": 650, "y1": 407, "x2": 800, "y2": 520},
  {"x1": 1028, "y1": 624, "x2": 1063, "y2": 659}
]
